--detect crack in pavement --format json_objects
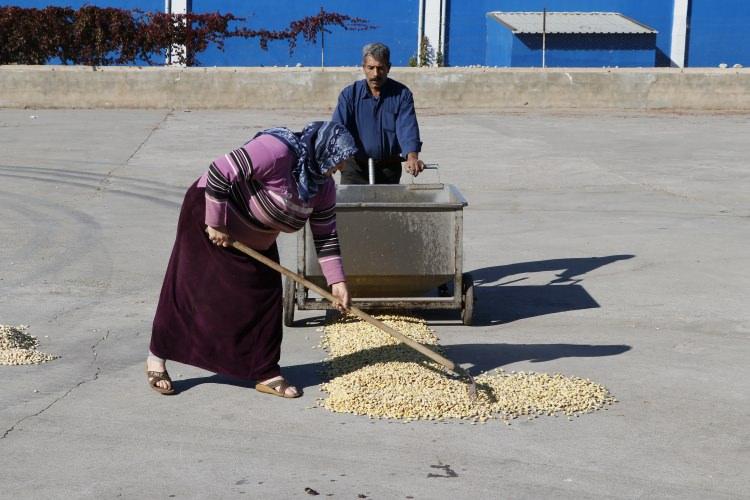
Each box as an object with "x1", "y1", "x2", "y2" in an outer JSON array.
[
  {"x1": 96, "y1": 109, "x2": 173, "y2": 193},
  {"x1": 124, "y1": 110, "x2": 173, "y2": 165},
  {"x1": 1, "y1": 329, "x2": 110, "y2": 440}
]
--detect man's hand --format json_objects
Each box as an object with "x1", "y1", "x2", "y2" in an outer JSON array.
[
  {"x1": 206, "y1": 226, "x2": 232, "y2": 247},
  {"x1": 331, "y1": 282, "x2": 351, "y2": 313},
  {"x1": 405, "y1": 152, "x2": 425, "y2": 177}
]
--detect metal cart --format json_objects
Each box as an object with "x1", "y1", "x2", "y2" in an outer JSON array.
[{"x1": 283, "y1": 183, "x2": 474, "y2": 326}]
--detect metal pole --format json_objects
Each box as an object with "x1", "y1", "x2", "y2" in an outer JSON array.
[
  {"x1": 320, "y1": 6, "x2": 325, "y2": 68},
  {"x1": 542, "y1": 8, "x2": 547, "y2": 68},
  {"x1": 368, "y1": 158, "x2": 375, "y2": 185},
  {"x1": 417, "y1": 0, "x2": 425, "y2": 65},
  {"x1": 438, "y1": 0, "x2": 445, "y2": 66}
]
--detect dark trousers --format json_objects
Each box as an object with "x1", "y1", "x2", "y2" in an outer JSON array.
[{"x1": 340, "y1": 157, "x2": 403, "y2": 185}]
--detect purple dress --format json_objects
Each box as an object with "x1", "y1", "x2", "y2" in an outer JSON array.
[{"x1": 150, "y1": 135, "x2": 344, "y2": 380}]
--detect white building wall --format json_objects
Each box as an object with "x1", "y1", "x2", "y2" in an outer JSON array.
[
  {"x1": 418, "y1": 0, "x2": 445, "y2": 66},
  {"x1": 670, "y1": 0, "x2": 690, "y2": 67}
]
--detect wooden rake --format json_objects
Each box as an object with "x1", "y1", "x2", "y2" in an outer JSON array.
[{"x1": 231, "y1": 241, "x2": 477, "y2": 399}]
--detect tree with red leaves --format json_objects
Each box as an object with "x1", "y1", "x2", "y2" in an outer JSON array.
[{"x1": 0, "y1": 6, "x2": 375, "y2": 66}]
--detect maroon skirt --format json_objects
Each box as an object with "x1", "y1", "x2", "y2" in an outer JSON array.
[{"x1": 150, "y1": 181, "x2": 283, "y2": 380}]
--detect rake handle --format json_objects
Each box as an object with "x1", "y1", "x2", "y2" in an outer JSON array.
[{"x1": 231, "y1": 241, "x2": 458, "y2": 372}]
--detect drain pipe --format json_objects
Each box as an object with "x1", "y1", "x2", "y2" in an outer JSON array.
[
  {"x1": 542, "y1": 8, "x2": 547, "y2": 69},
  {"x1": 417, "y1": 0, "x2": 425, "y2": 64},
  {"x1": 439, "y1": 0, "x2": 446, "y2": 64}
]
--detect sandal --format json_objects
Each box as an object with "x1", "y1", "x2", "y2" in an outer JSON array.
[
  {"x1": 146, "y1": 364, "x2": 176, "y2": 395},
  {"x1": 255, "y1": 378, "x2": 302, "y2": 398}
]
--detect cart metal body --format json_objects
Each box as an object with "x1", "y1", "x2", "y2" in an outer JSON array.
[{"x1": 283, "y1": 183, "x2": 474, "y2": 325}]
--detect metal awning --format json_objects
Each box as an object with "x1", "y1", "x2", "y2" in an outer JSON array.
[{"x1": 487, "y1": 12, "x2": 657, "y2": 34}]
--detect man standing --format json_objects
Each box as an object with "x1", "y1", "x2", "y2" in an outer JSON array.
[{"x1": 332, "y1": 42, "x2": 425, "y2": 184}]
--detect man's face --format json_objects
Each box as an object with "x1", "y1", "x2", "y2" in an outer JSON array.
[{"x1": 363, "y1": 55, "x2": 390, "y2": 88}]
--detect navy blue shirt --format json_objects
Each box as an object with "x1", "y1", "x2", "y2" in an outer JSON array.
[{"x1": 332, "y1": 78, "x2": 422, "y2": 162}]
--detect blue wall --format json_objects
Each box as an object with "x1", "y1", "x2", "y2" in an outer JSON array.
[
  {"x1": 485, "y1": 15, "x2": 513, "y2": 66},
  {"x1": 508, "y1": 34, "x2": 656, "y2": 67},
  {"x1": 687, "y1": 0, "x2": 750, "y2": 67},
  {"x1": 193, "y1": 0, "x2": 417, "y2": 67},
  {"x1": 7, "y1": 0, "x2": 750, "y2": 67},
  {"x1": 448, "y1": 0, "x2": 674, "y2": 67}
]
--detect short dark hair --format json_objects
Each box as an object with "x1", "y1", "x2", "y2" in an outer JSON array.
[{"x1": 362, "y1": 43, "x2": 391, "y2": 66}]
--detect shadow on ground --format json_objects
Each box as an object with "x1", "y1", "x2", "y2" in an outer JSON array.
[
  {"x1": 172, "y1": 342, "x2": 630, "y2": 392},
  {"x1": 425, "y1": 254, "x2": 635, "y2": 325}
]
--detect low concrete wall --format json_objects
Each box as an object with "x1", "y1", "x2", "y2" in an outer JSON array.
[{"x1": 1, "y1": 65, "x2": 749, "y2": 110}]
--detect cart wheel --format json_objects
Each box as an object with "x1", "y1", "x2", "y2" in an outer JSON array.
[
  {"x1": 283, "y1": 277, "x2": 296, "y2": 327},
  {"x1": 461, "y1": 272, "x2": 475, "y2": 326}
]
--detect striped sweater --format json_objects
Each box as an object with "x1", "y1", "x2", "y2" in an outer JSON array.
[{"x1": 197, "y1": 134, "x2": 345, "y2": 285}]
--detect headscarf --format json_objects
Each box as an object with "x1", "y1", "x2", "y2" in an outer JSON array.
[{"x1": 253, "y1": 121, "x2": 357, "y2": 202}]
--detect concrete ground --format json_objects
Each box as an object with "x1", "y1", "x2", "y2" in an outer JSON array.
[{"x1": 0, "y1": 108, "x2": 748, "y2": 499}]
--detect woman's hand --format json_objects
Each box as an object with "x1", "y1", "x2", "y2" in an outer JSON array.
[
  {"x1": 206, "y1": 226, "x2": 232, "y2": 247},
  {"x1": 331, "y1": 282, "x2": 351, "y2": 313}
]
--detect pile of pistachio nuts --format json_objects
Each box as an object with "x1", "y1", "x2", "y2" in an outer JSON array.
[
  {"x1": 0, "y1": 324, "x2": 58, "y2": 365},
  {"x1": 318, "y1": 315, "x2": 616, "y2": 423}
]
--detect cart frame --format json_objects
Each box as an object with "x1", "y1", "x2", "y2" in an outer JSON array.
[{"x1": 283, "y1": 184, "x2": 474, "y2": 325}]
